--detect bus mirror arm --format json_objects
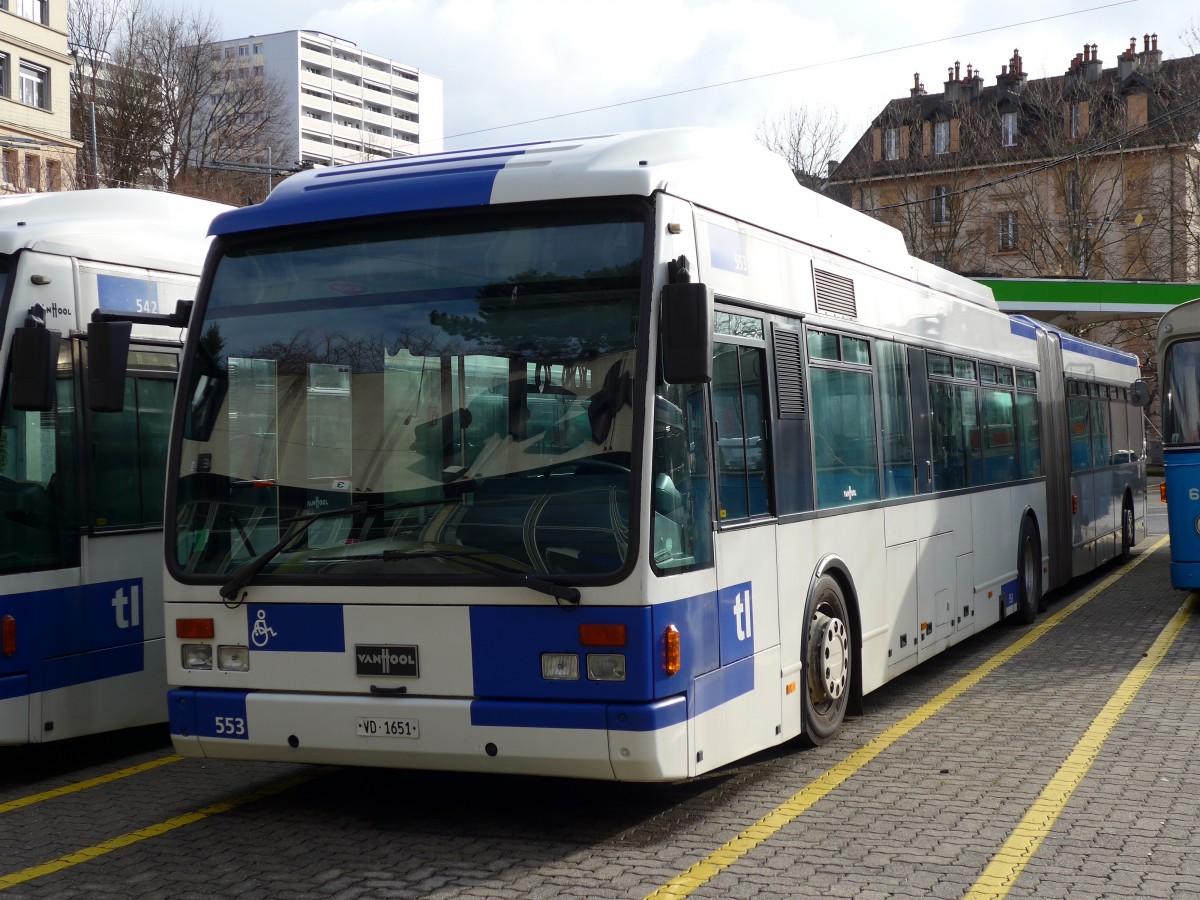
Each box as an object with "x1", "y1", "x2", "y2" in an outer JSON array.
[{"x1": 1129, "y1": 378, "x2": 1151, "y2": 408}]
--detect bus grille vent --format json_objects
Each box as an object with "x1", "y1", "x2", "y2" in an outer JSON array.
[
  {"x1": 814, "y1": 268, "x2": 857, "y2": 318},
  {"x1": 772, "y1": 328, "x2": 806, "y2": 418}
]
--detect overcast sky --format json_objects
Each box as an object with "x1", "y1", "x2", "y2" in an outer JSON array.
[{"x1": 155, "y1": 0, "x2": 1196, "y2": 157}]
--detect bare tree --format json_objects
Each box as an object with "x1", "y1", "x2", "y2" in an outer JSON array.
[
  {"x1": 69, "y1": 0, "x2": 293, "y2": 202},
  {"x1": 756, "y1": 105, "x2": 845, "y2": 192}
]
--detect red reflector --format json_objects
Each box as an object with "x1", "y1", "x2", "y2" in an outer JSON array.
[
  {"x1": 176, "y1": 618, "x2": 215, "y2": 639},
  {"x1": 2, "y1": 615, "x2": 15, "y2": 657},
  {"x1": 580, "y1": 623, "x2": 626, "y2": 646}
]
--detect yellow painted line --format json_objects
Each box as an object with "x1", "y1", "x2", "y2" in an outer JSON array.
[
  {"x1": 646, "y1": 536, "x2": 1169, "y2": 899},
  {"x1": 965, "y1": 589, "x2": 1196, "y2": 900},
  {"x1": 0, "y1": 770, "x2": 321, "y2": 891},
  {"x1": 0, "y1": 756, "x2": 182, "y2": 815}
]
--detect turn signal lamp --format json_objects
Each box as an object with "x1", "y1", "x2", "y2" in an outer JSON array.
[
  {"x1": 1161, "y1": 483, "x2": 1168, "y2": 503},
  {"x1": 1072, "y1": 494, "x2": 1079, "y2": 515},
  {"x1": 176, "y1": 618, "x2": 215, "y2": 639},
  {"x1": 580, "y1": 623, "x2": 626, "y2": 646},
  {"x1": 2, "y1": 615, "x2": 14, "y2": 657},
  {"x1": 664, "y1": 624, "x2": 681, "y2": 676}
]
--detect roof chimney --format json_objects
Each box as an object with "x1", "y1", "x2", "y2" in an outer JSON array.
[
  {"x1": 911, "y1": 71, "x2": 925, "y2": 98},
  {"x1": 944, "y1": 64, "x2": 962, "y2": 103},
  {"x1": 1083, "y1": 43, "x2": 1102, "y2": 82},
  {"x1": 1138, "y1": 31, "x2": 1163, "y2": 73}
]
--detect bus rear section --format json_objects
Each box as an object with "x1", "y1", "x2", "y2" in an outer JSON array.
[{"x1": 0, "y1": 189, "x2": 230, "y2": 744}]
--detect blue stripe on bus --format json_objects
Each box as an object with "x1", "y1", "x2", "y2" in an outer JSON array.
[
  {"x1": 210, "y1": 155, "x2": 527, "y2": 236},
  {"x1": 1009, "y1": 315, "x2": 1140, "y2": 367},
  {"x1": 245, "y1": 603, "x2": 345, "y2": 653},
  {"x1": 0, "y1": 579, "x2": 146, "y2": 697},
  {"x1": 0, "y1": 674, "x2": 30, "y2": 702},
  {"x1": 693, "y1": 654, "x2": 755, "y2": 716}
]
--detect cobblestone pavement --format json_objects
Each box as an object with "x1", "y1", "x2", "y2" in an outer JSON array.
[{"x1": 3, "y1": 498, "x2": 1195, "y2": 900}]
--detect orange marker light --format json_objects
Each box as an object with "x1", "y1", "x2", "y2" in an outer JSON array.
[
  {"x1": 664, "y1": 625, "x2": 681, "y2": 676},
  {"x1": 1072, "y1": 494, "x2": 1079, "y2": 515},
  {"x1": 1161, "y1": 482, "x2": 1168, "y2": 503},
  {"x1": 580, "y1": 623, "x2": 626, "y2": 647},
  {"x1": 2, "y1": 615, "x2": 15, "y2": 657},
  {"x1": 176, "y1": 618, "x2": 215, "y2": 639}
]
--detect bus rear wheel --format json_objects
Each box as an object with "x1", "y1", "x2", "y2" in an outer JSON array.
[
  {"x1": 801, "y1": 575, "x2": 851, "y2": 745},
  {"x1": 1120, "y1": 497, "x2": 1135, "y2": 560},
  {"x1": 1012, "y1": 517, "x2": 1041, "y2": 625}
]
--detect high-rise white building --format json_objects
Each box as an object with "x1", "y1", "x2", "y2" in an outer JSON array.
[{"x1": 208, "y1": 29, "x2": 443, "y2": 168}]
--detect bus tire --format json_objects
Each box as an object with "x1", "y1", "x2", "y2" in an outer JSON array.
[
  {"x1": 800, "y1": 574, "x2": 851, "y2": 746},
  {"x1": 1120, "y1": 495, "x2": 1135, "y2": 560},
  {"x1": 1013, "y1": 516, "x2": 1041, "y2": 625}
]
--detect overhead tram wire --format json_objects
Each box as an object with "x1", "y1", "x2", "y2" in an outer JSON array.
[{"x1": 436, "y1": 0, "x2": 1138, "y2": 145}]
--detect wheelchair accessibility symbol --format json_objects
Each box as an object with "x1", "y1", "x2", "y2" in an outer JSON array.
[{"x1": 250, "y1": 609, "x2": 277, "y2": 648}]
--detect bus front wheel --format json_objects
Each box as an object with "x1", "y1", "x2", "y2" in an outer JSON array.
[{"x1": 801, "y1": 575, "x2": 851, "y2": 745}]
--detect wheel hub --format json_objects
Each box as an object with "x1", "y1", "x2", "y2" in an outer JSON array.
[{"x1": 813, "y1": 612, "x2": 848, "y2": 700}]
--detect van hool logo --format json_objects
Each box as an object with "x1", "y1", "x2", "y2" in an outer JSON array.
[{"x1": 355, "y1": 644, "x2": 419, "y2": 677}]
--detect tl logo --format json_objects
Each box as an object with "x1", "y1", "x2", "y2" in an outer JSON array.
[
  {"x1": 112, "y1": 585, "x2": 141, "y2": 629},
  {"x1": 733, "y1": 587, "x2": 753, "y2": 641}
]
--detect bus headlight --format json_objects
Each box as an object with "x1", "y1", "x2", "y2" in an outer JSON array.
[
  {"x1": 587, "y1": 653, "x2": 626, "y2": 681},
  {"x1": 182, "y1": 644, "x2": 213, "y2": 669},
  {"x1": 541, "y1": 652, "x2": 579, "y2": 680},
  {"x1": 218, "y1": 645, "x2": 250, "y2": 672}
]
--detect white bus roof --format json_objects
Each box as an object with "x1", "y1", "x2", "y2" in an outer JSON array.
[
  {"x1": 0, "y1": 189, "x2": 232, "y2": 273},
  {"x1": 211, "y1": 128, "x2": 996, "y2": 310}
]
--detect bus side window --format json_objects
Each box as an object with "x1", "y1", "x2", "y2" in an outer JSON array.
[
  {"x1": 90, "y1": 373, "x2": 176, "y2": 528},
  {"x1": 0, "y1": 344, "x2": 81, "y2": 572}
]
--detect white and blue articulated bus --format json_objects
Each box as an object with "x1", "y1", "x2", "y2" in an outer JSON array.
[
  {"x1": 0, "y1": 189, "x2": 231, "y2": 745},
  {"x1": 164, "y1": 129, "x2": 1147, "y2": 781},
  {"x1": 1156, "y1": 298, "x2": 1200, "y2": 588}
]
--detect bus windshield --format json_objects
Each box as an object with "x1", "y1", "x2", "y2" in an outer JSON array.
[
  {"x1": 1163, "y1": 338, "x2": 1200, "y2": 445},
  {"x1": 173, "y1": 208, "x2": 645, "y2": 584}
]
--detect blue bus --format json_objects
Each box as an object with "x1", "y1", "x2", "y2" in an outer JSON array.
[{"x1": 1156, "y1": 298, "x2": 1200, "y2": 588}]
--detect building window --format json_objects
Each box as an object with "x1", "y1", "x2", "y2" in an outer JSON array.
[
  {"x1": 934, "y1": 120, "x2": 950, "y2": 155},
  {"x1": 0, "y1": 52, "x2": 8, "y2": 98},
  {"x1": 931, "y1": 186, "x2": 950, "y2": 224},
  {"x1": 25, "y1": 155, "x2": 40, "y2": 191},
  {"x1": 998, "y1": 212, "x2": 1019, "y2": 251},
  {"x1": 1001, "y1": 112, "x2": 1018, "y2": 147},
  {"x1": 1067, "y1": 173, "x2": 1082, "y2": 217},
  {"x1": 883, "y1": 127, "x2": 900, "y2": 161},
  {"x1": 45, "y1": 158, "x2": 60, "y2": 191},
  {"x1": 18, "y1": 62, "x2": 47, "y2": 108},
  {"x1": 1069, "y1": 103, "x2": 1081, "y2": 139},
  {"x1": 1, "y1": 149, "x2": 16, "y2": 185},
  {"x1": 225, "y1": 47, "x2": 236, "y2": 59},
  {"x1": 13, "y1": 0, "x2": 47, "y2": 24},
  {"x1": 253, "y1": 43, "x2": 263, "y2": 54}
]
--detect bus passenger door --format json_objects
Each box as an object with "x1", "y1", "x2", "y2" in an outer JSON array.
[{"x1": 694, "y1": 331, "x2": 781, "y2": 773}]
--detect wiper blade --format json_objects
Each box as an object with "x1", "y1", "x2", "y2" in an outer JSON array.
[
  {"x1": 218, "y1": 495, "x2": 453, "y2": 603},
  {"x1": 314, "y1": 546, "x2": 581, "y2": 605}
]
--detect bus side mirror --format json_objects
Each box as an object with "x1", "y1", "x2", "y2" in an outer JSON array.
[
  {"x1": 1129, "y1": 379, "x2": 1150, "y2": 408},
  {"x1": 87, "y1": 320, "x2": 132, "y2": 412},
  {"x1": 660, "y1": 282, "x2": 713, "y2": 384},
  {"x1": 10, "y1": 325, "x2": 62, "y2": 412}
]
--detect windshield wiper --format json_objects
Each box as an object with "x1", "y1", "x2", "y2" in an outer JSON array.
[
  {"x1": 313, "y1": 546, "x2": 581, "y2": 605},
  {"x1": 218, "y1": 495, "x2": 454, "y2": 603}
]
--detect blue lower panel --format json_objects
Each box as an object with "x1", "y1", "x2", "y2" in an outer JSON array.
[
  {"x1": 470, "y1": 695, "x2": 686, "y2": 732},
  {"x1": 39, "y1": 642, "x2": 145, "y2": 693},
  {"x1": 693, "y1": 655, "x2": 754, "y2": 716},
  {"x1": 0, "y1": 673, "x2": 30, "y2": 702},
  {"x1": 169, "y1": 689, "x2": 251, "y2": 740},
  {"x1": 1171, "y1": 561, "x2": 1200, "y2": 591}
]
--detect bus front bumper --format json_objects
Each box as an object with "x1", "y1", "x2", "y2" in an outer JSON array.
[{"x1": 168, "y1": 688, "x2": 690, "y2": 782}]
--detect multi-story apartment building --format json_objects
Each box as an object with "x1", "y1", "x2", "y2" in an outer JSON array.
[
  {"x1": 207, "y1": 29, "x2": 443, "y2": 169},
  {"x1": 827, "y1": 34, "x2": 1200, "y2": 285},
  {"x1": 0, "y1": 0, "x2": 82, "y2": 193}
]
